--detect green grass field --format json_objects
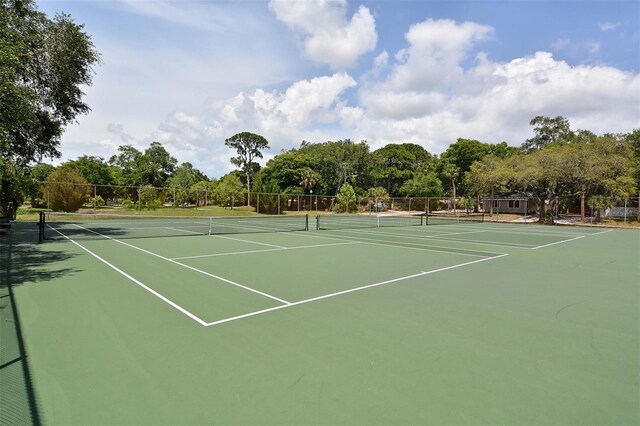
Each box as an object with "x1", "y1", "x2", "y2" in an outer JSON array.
[{"x1": 1, "y1": 217, "x2": 638, "y2": 424}]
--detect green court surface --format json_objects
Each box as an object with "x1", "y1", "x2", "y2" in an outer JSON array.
[{"x1": 1, "y1": 217, "x2": 639, "y2": 424}]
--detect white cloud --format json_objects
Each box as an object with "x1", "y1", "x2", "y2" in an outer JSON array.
[
  {"x1": 385, "y1": 19, "x2": 494, "y2": 91},
  {"x1": 600, "y1": 22, "x2": 620, "y2": 31},
  {"x1": 348, "y1": 17, "x2": 639, "y2": 154},
  {"x1": 268, "y1": 0, "x2": 377, "y2": 70},
  {"x1": 218, "y1": 72, "x2": 357, "y2": 140},
  {"x1": 122, "y1": 0, "x2": 265, "y2": 34},
  {"x1": 552, "y1": 38, "x2": 571, "y2": 50}
]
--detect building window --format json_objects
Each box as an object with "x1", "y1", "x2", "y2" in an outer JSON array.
[
  {"x1": 492, "y1": 200, "x2": 498, "y2": 208},
  {"x1": 508, "y1": 200, "x2": 521, "y2": 209}
]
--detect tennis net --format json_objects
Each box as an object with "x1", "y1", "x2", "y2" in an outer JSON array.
[
  {"x1": 425, "y1": 213, "x2": 485, "y2": 225},
  {"x1": 316, "y1": 213, "x2": 424, "y2": 231},
  {"x1": 43, "y1": 212, "x2": 309, "y2": 240}
]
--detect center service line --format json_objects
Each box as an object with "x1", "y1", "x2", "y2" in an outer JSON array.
[{"x1": 205, "y1": 253, "x2": 509, "y2": 327}]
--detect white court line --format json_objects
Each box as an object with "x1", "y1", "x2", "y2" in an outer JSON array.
[
  {"x1": 590, "y1": 229, "x2": 613, "y2": 236},
  {"x1": 426, "y1": 230, "x2": 487, "y2": 238},
  {"x1": 323, "y1": 227, "x2": 530, "y2": 251},
  {"x1": 172, "y1": 241, "x2": 360, "y2": 260},
  {"x1": 205, "y1": 253, "x2": 509, "y2": 327},
  {"x1": 531, "y1": 235, "x2": 585, "y2": 250},
  {"x1": 317, "y1": 232, "x2": 492, "y2": 257},
  {"x1": 413, "y1": 235, "x2": 535, "y2": 248},
  {"x1": 71, "y1": 224, "x2": 291, "y2": 305},
  {"x1": 47, "y1": 225, "x2": 208, "y2": 326},
  {"x1": 212, "y1": 234, "x2": 287, "y2": 249}
]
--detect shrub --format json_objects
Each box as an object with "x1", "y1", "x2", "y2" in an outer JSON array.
[
  {"x1": 334, "y1": 183, "x2": 357, "y2": 213},
  {"x1": 45, "y1": 169, "x2": 91, "y2": 212}
]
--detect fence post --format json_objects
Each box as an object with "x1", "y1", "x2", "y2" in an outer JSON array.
[
  {"x1": 257, "y1": 193, "x2": 260, "y2": 214},
  {"x1": 624, "y1": 198, "x2": 628, "y2": 224},
  {"x1": 231, "y1": 193, "x2": 234, "y2": 210},
  {"x1": 278, "y1": 194, "x2": 281, "y2": 215},
  {"x1": 93, "y1": 185, "x2": 97, "y2": 212},
  {"x1": 137, "y1": 186, "x2": 141, "y2": 213}
]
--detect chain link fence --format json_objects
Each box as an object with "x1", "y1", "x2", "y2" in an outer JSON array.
[{"x1": 29, "y1": 182, "x2": 640, "y2": 224}]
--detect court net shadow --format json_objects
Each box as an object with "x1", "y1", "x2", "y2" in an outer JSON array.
[{"x1": 1, "y1": 225, "x2": 80, "y2": 425}]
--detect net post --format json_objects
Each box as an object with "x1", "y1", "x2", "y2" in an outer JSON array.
[
  {"x1": 305, "y1": 214, "x2": 308, "y2": 231},
  {"x1": 208, "y1": 217, "x2": 212, "y2": 235},
  {"x1": 316, "y1": 215, "x2": 320, "y2": 231},
  {"x1": 38, "y1": 212, "x2": 45, "y2": 242}
]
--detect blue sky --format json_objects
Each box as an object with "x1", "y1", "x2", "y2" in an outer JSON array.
[{"x1": 38, "y1": 0, "x2": 640, "y2": 178}]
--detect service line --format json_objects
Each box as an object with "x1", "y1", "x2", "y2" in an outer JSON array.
[{"x1": 205, "y1": 253, "x2": 509, "y2": 327}]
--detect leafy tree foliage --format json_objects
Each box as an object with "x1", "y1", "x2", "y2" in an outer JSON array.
[
  {"x1": 334, "y1": 183, "x2": 357, "y2": 213},
  {"x1": 298, "y1": 167, "x2": 320, "y2": 194},
  {"x1": 44, "y1": 168, "x2": 90, "y2": 212},
  {"x1": 0, "y1": 0, "x2": 99, "y2": 165},
  {"x1": 398, "y1": 172, "x2": 443, "y2": 198},
  {"x1": 521, "y1": 116, "x2": 573, "y2": 153},
  {"x1": 0, "y1": 0, "x2": 99, "y2": 217},
  {"x1": 108, "y1": 142, "x2": 177, "y2": 187},
  {"x1": 213, "y1": 173, "x2": 244, "y2": 208},
  {"x1": 109, "y1": 145, "x2": 144, "y2": 186},
  {"x1": 372, "y1": 143, "x2": 433, "y2": 195},
  {"x1": 0, "y1": 158, "x2": 30, "y2": 217},
  {"x1": 225, "y1": 132, "x2": 270, "y2": 204},
  {"x1": 60, "y1": 156, "x2": 115, "y2": 186},
  {"x1": 142, "y1": 142, "x2": 177, "y2": 187}
]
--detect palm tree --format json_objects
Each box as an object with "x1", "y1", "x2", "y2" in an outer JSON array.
[
  {"x1": 441, "y1": 162, "x2": 460, "y2": 212},
  {"x1": 299, "y1": 168, "x2": 319, "y2": 194}
]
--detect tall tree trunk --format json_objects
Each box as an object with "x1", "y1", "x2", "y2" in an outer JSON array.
[
  {"x1": 580, "y1": 184, "x2": 586, "y2": 221},
  {"x1": 452, "y1": 179, "x2": 457, "y2": 212},
  {"x1": 490, "y1": 188, "x2": 494, "y2": 217},
  {"x1": 538, "y1": 196, "x2": 545, "y2": 223},
  {"x1": 246, "y1": 172, "x2": 251, "y2": 207}
]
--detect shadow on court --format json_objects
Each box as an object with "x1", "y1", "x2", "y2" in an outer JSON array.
[{"x1": 0, "y1": 224, "x2": 80, "y2": 426}]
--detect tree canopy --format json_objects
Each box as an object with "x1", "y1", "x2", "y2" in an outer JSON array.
[{"x1": 0, "y1": 0, "x2": 99, "y2": 217}]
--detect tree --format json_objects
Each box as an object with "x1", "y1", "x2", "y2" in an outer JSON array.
[
  {"x1": 465, "y1": 156, "x2": 507, "y2": 215},
  {"x1": 364, "y1": 186, "x2": 391, "y2": 211},
  {"x1": 225, "y1": 132, "x2": 269, "y2": 206},
  {"x1": 0, "y1": 158, "x2": 31, "y2": 218},
  {"x1": 109, "y1": 145, "x2": 144, "y2": 186},
  {"x1": 141, "y1": 142, "x2": 177, "y2": 187},
  {"x1": 61, "y1": 156, "x2": 114, "y2": 186},
  {"x1": 564, "y1": 134, "x2": 634, "y2": 221},
  {"x1": 440, "y1": 161, "x2": 461, "y2": 211},
  {"x1": 521, "y1": 116, "x2": 573, "y2": 153},
  {"x1": 624, "y1": 129, "x2": 640, "y2": 221},
  {"x1": 372, "y1": 143, "x2": 433, "y2": 195},
  {"x1": 166, "y1": 162, "x2": 205, "y2": 206},
  {"x1": 28, "y1": 162, "x2": 56, "y2": 207},
  {"x1": 0, "y1": 1, "x2": 99, "y2": 164},
  {"x1": 0, "y1": 0, "x2": 99, "y2": 216},
  {"x1": 213, "y1": 173, "x2": 245, "y2": 208},
  {"x1": 398, "y1": 172, "x2": 444, "y2": 197},
  {"x1": 334, "y1": 183, "x2": 357, "y2": 213},
  {"x1": 298, "y1": 167, "x2": 319, "y2": 194},
  {"x1": 44, "y1": 168, "x2": 91, "y2": 212}
]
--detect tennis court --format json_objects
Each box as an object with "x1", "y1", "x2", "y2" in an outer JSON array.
[{"x1": 2, "y1": 214, "x2": 638, "y2": 424}]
